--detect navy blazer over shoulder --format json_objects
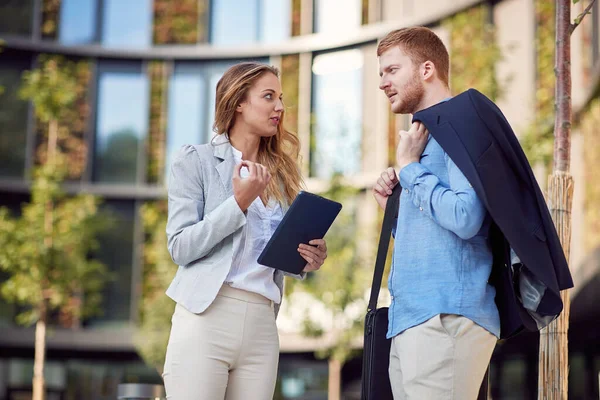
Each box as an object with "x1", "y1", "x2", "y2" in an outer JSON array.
[{"x1": 413, "y1": 89, "x2": 573, "y2": 339}]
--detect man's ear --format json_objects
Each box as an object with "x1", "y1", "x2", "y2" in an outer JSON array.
[{"x1": 422, "y1": 61, "x2": 436, "y2": 81}]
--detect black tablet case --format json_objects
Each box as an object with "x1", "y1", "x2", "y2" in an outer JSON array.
[{"x1": 257, "y1": 191, "x2": 342, "y2": 274}]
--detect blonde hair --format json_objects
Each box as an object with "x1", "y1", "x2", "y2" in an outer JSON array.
[
  {"x1": 213, "y1": 62, "x2": 303, "y2": 205},
  {"x1": 377, "y1": 27, "x2": 450, "y2": 87}
]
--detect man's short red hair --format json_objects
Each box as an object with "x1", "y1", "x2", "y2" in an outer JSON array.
[{"x1": 377, "y1": 27, "x2": 450, "y2": 87}]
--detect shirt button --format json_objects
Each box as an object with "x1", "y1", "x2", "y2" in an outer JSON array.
[
  {"x1": 419, "y1": 207, "x2": 423, "y2": 211},
  {"x1": 405, "y1": 188, "x2": 409, "y2": 193}
]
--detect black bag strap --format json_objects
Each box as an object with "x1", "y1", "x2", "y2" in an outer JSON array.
[{"x1": 367, "y1": 185, "x2": 401, "y2": 312}]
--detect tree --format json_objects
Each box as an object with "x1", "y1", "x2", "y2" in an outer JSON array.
[
  {"x1": 134, "y1": 200, "x2": 176, "y2": 373},
  {"x1": 538, "y1": 1, "x2": 596, "y2": 399},
  {"x1": 0, "y1": 55, "x2": 109, "y2": 400},
  {"x1": 284, "y1": 174, "x2": 377, "y2": 400}
]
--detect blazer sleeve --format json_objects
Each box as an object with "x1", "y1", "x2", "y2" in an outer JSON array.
[{"x1": 166, "y1": 145, "x2": 247, "y2": 267}]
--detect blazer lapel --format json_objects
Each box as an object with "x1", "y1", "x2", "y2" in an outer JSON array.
[
  {"x1": 413, "y1": 110, "x2": 489, "y2": 208},
  {"x1": 213, "y1": 137, "x2": 236, "y2": 197}
]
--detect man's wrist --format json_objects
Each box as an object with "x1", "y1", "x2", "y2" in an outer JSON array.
[{"x1": 397, "y1": 158, "x2": 419, "y2": 172}]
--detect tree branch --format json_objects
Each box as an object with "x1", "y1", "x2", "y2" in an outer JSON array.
[{"x1": 570, "y1": 0, "x2": 597, "y2": 35}]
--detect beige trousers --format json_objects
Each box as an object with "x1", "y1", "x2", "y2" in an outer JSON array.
[
  {"x1": 389, "y1": 314, "x2": 497, "y2": 400},
  {"x1": 163, "y1": 285, "x2": 279, "y2": 400}
]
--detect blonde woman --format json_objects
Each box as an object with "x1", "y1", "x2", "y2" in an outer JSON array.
[{"x1": 162, "y1": 62, "x2": 328, "y2": 400}]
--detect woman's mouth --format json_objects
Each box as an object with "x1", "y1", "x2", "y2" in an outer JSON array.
[{"x1": 270, "y1": 117, "x2": 280, "y2": 125}]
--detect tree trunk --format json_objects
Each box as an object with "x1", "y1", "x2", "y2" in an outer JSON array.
[
  {"x1": 539, "y1": 174, "x2": 573, "y2": 400},
  {"x1": 32, "y1": 306, "x2": 47, "y2": 400},
  {"x1": 35, "y1": 119, "x2": 58, "y2": 399},
  {"x1": 538, "y1": 1, "x2": 573, "y2": 399},
  {"x1": 44, "y1": 119, "x2": 57, "y2": 249},
  {"x1": 328, "y1": 358, "x2": 342, "y2": 400}
]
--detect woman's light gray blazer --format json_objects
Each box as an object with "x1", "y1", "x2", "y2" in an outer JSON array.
[{"x1": 165, "y1": 140, "x2": 301, "y2": 317}]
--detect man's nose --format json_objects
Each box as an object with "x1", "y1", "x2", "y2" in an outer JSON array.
[{"x1": 379, "y1": 78, "x2": 389, "y2": 91}]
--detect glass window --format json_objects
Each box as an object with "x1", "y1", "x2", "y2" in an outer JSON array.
[
  {"x1": 497, "y1": 357, "x2": 528, "y2": 400},
  {"x1": 58, "y1": 0, "x2": 97, "y2": 45},
  {"x1": 210, "y1": 0, "x2": 259, "y2": 46},
  {"x1": 166, "y1": 66, "x2": 205, "y2": 178},
  {"x1": 165, "y1": 60, "x2": 266, "y2": 178},
  {"x1": 63, "y1": 359, "x2": 160, "y2": 398},
  {"x1": 314, "y1": 0, "x2": 361, "y2": 34},
  {"x1": 311, "y1": 49, "x2": 363, "y2": 178},
  {"x1": 0, "y1": 55, "x2": 30, "y2": 179},
  {"x1": 94, "y1": 62, "x2": 149, "y2": 184},
  {"x1": 205, "y1": 72, "x2": 222, "y2": 138},
  {"x1": 0, "y1": 0, "x2": 33, "y2": 36},
  {"x1": 87, "y1": 201, "x2": 135, "y2": 326},
  {"x1": 101, "y1": 0, "x2": 152, "y2": 47},
  {"x1": 276, "y1": 358, "x2": 328, "y2": 398},
  {"x1": 261, "y1": 0, "x2": 291, "y2": 43},
  {"x1": 210, "y1": 0, "x2": 291, "y2": 46}
]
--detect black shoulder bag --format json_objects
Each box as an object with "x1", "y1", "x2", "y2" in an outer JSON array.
[{"x1": 360, "y1": 185, "x2": 400, "y2": 400}]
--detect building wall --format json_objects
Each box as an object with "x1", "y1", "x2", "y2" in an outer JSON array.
[{"x1": 1, "y1": 0, "x2": 600, "y2": 399}]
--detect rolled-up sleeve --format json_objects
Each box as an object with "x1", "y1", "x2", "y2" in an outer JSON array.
[
  {"x1": 166, "y1": 145, "x2": 247, "y2": 266},
  {"x1": 399, "y1": 155, "x2": 486, "y2": 240}
]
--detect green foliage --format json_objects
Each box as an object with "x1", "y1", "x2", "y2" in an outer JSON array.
[
  {"x1": 519, "y1": 0, "x2": 556, "y2": 166},
  {"x1": 135, "y1": 201, "x2": 176, "y2": 373},
  {"x1": 153, "y1": 0, "x2": 208, "y2": 44},
  {"x1": 19, "y1": 55, "x2": 77, "y2": 124},
  {"x1": 581, "y1": 99, "x2": 600, "y2": 251},
  {"x1": 0, "y1": 161, "x2": 110, "y2": 326},
  {"x1": 285, "y1": 174, "x2": 375, "y2": 363},
  {"x1": 281, "y1": 54, "x2": 300, "y2": 135},
  {"x1": 147, "y1": 61, "x2": 168, "y2": 184},
  {"x1": 27, "y1": 55, "x2": 92, "y2": 179},
  {"x1": 41, "y1": 0, "x2": 61, "y2": 39},
  {"x1": 444, "y1": 4, "x2": 503, "y2": 100},
  {"x1": 291, "y1": 0, "x2": 302, "y2": 36},
  {"x1": 0, "y1": 55, "x2": 109, "y2": 327}
]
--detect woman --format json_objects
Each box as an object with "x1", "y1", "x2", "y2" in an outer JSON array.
[{"x1": 162, "y1": 62, "x2": 328, "y2": 399}]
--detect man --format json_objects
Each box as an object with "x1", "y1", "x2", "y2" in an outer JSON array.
[{"x1": 373, "y1": 27, "x2": 499, "y2": 399}]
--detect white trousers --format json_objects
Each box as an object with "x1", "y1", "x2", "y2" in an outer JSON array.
[
  {"x1": 389, "y1": 314, "x2": 497, "y2": 400},
  {"x1": 163, "y1": 285, "x2": 279, "y2": 400}
]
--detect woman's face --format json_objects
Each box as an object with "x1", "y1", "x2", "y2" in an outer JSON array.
[{"x1": 235, "y1": 72, "x2": 284, "y2": 137}]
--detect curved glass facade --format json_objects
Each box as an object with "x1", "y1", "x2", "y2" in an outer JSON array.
[{"x1": 1, "y1": 0, "x2": 600, "y2": 399}]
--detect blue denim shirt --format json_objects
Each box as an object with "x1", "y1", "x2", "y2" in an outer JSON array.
[{"x1": 387, "y1": 135, "x2": 501, "y2": 339}]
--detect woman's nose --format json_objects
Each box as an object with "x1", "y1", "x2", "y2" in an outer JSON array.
[{"x1": 275, "y1": 98, "x2": 284, "y2": 111}]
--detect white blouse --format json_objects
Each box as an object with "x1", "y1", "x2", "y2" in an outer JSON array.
[{"x1": 224, "y1": 146, "x2": 283, "y2": 303}]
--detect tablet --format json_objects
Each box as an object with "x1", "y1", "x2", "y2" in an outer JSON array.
[{"x1": 258, "y1": 191, "x2": 342, "y2": 274}]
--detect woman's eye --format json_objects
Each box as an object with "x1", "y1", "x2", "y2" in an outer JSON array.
[{"x1": 265, "y1": 93, "x2": 272, "y2": 99}]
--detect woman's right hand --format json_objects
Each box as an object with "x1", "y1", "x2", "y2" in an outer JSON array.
[{"x1": 233, "y1": 160, "x2": 271, "y2": 212}]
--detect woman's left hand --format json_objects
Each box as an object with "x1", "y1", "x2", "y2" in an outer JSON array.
[{"x1": 298, "y1": 239, "x2": 328, "y2": 272}]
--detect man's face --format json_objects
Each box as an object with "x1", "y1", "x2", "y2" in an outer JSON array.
[{"x1": 378, "y1": 46, "x2": 425, "y2": 114}]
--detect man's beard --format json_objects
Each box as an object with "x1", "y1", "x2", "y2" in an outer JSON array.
[{"x1": 393, "y1": 72, "x2": 424, "y2": 114}]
